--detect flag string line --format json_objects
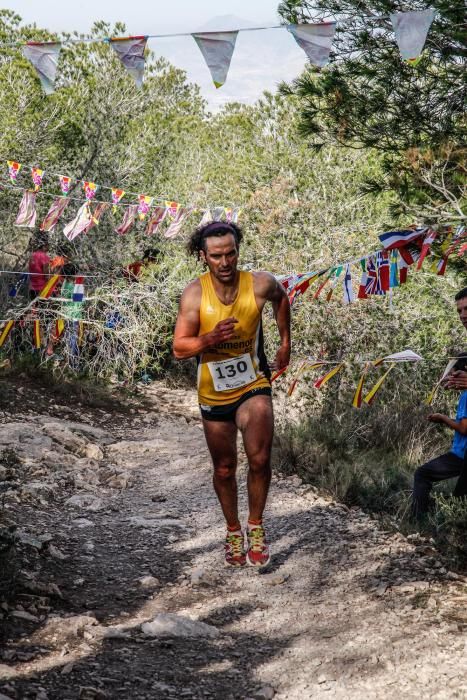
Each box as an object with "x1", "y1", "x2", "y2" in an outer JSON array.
[
  {"x1": 1, "y1": 159, "x2": 242, "y2": 209},
  {"x1": 0, "y1": 176, "x2": 238, "y2": 212}
]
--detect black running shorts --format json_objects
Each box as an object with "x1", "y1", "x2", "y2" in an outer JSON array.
[{"x1": 199, "y1": 387, "x2": 272, "y2": 422}]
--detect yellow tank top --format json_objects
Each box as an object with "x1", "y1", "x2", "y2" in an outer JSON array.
[{"x1": 197, "y1": 271, "x2": 270, "y2": 406}]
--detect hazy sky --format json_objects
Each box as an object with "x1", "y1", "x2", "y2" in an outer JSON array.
[{"x1": 3, "y1": 1, "x2": 307, "y2": 107}]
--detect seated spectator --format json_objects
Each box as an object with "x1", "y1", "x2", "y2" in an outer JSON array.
[{"x1": 124, "y1": 248, "x2": 161, "y2": 282}]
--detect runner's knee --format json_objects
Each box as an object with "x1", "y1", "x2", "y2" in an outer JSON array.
[
  {"x1": 214, "y1": 462, "x2": 236, "y2": 480},
  {"x1": 248, "y1": 451, "x2": 271, "y2": 474}
]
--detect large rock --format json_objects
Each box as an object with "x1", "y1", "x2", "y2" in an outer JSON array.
[{"x1": 141, "y1": 613, "x2": 220, "y2": 639}]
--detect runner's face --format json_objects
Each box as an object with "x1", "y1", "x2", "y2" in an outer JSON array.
[
  {"x1": 457, "y1": 296, "x2": 467, "y2": 330},
  {"x1": 201, "y1": 234, "x2": 239, "y2": 284}
]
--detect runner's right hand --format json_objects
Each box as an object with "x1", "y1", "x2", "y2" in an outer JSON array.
[{"x1": 209, "y1": 317, "x2": 238, "y2": 345}]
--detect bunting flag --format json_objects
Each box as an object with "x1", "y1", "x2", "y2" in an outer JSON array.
[
  {"x1": 40, "y1": 196, "x2": 70, "y2": 232},
  {"x1": 63, "y1": 203, "x2": 93, "y2": 241},
  {"x1": 326, "y1": 266, "x2": 343, "y2": 301},
  {"x1": 8, "y1": 273, "x2": 28, "y2": 298},
  {"x1": 137, "y1": 194, "x2": 153, "y2": 220},
  {"x1": 399, "y1": 240, "x2": 422, "y2": 266},
  {"x1": 288, "y1": 272, "x2": 321, "y2": 305},
  {"x1": 7, "y1": 161, "x2": 21, "y2": 183},
  {"x1": 288, "y1": 22, "x2": 336, "y2": 68},
  {"x1": 352, "y1": 363, "x2": 370, "y2": 409},
  {"x1": 226, "y1": 207, "x2": 241, "y2": 223},
  {"x1": 164, "y1": 206, "x2": 193, "y2": 239},
  {"x1": 0, "y1": 320, "x2": 14, "y2": 348},
  {"x1": 357, "y1": 260, "x2": 368, "y2": 299},
  {"x1": 15, "y1": 190, "x2": 37, "y2": 227},
  {"x1": 379, "y1": 227, "x2": 426, "y2": 250},
  {"x1": 390, "y1": 9, "x2": 436, "y2": 61},
  {"x1": 314, "y1": 363, "x2": 345, "y2": 389},
  {"x1": 363, "y1": 363, "x2": 396, "y2": 405},
  {"x1": 390, "y1": 250, "x2": 400, "y2": 288},
  {"x1": 111, "y1": 188, "x2": 125, "y2": 210},
  {"x1": 146, "y1": 206, "x2": 167, "y2": 235},
  {"x1": 78, "y1": 321, "x2": 85, "y2": 346},
  {"x1": 271, "y1": 365, "x2": 289, "y2": 383},
  {"x1": 59, "y1": 175, "x2": 72, "y2": 195},
  {"x1": 398, "y1": 255, "x2": 409, "y2": 284},
  {"x1": 115, "y1": 204, "x2": 138, "y2": 235},
  {"x1": 198, "y1": 209, "x2": 212, "y2": 227},
  {"x1": 377, "y1": 251, "x2": 390, "y2": 293},
  {"x1": 33, "y1": 320, "x2": 41, "y2": 349},
  {"x1": 31, "y1": 167, "x2": 44, "y2": 191},
  {"x1": 211, "y1": 206, "x2": 225, "y2": 221},
  {"x1": 55, "y1": 318, "x2": 65, "y2": 339},
  {"x1": 314, "y1": 269, "x2": 333, "y2": 299},
  {"x1": 22, "y1": 42, "x2": 61, "y2": 94},
  {"x1": 288, "y1": 360, "x2": 326, "y2": 396},
  {"x1": 83, "y1": 202, "x2": 110, "y2": 234},
  {"x1": 425, "y1": 358, "x2": 458, "y2": 405},
  {"x1": 343, "y1": 264, "x2": 354, "y2": 305},
  {"x1": 72, "y1": 276, "x2": 85, "y2": 302},
  {"x1": 192, "y1": 31, "x2": 238, "y2": 88},
  {"x1": 109, "y1": 36, "x2": 147, "y2": 87},
  {"x1": 38, "y1": 274, "x2": 61, "y2": 299},
  {"x1": 417, "y1": 228, "x2": 438, "y2": 270},
  {"x1": 165, "y1": 201, "x2": 180, "y2": 219},
  {"x1": 435, "y1": 256, "x2": 448, "y2": 276},
  {"x1": 83, "y1": 181, "x2": 97, "y2": 200}
]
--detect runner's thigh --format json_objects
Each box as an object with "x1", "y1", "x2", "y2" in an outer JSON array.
[
  {"x1": 236, "y1": 394, "x2": 274, "y2": 457},
  {"x1": 202, "y1": 418, "x2": 238, "y2": 466}
]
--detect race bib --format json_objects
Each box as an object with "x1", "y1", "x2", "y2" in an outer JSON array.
[{"x1": 207, "y1": 352, "x2": 257, "y2": 392}]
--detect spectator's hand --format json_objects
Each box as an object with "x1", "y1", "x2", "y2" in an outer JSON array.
[
  {"x1": 444, "y1": 370, "x2": 467, "y2": 390},
  {"x1": 428, "y1": 413, "x2": 447, "y2": 424}
]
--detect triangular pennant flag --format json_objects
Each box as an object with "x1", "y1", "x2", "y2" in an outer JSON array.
[
  {"x1": 83, "y1": 202, "x2": 109, "y2": 234},
  {"x1": 352, "y1": 363, "x2": 370, "y2": 409},
  {"x1": 198, "y1": 209, "x2": 212, "y2": 227},
  {"x1": 7, "y1": 161, "x2": 21, "y2": 183},
  {"x1": 357, "y1": 260, "x2": 368, "y2": 299},
  {"x1": 31, "y1": 167, "x2": 44, "y2": 192},
  {"x1": 109, "y1": 36, "x2": 147, "y2": 87},
  {"x1": 83, "y1": 181, "x2": 97, "y2": 200},
  {"x1": 165, "y1": 201, "x2": 180, "y2": 219},
  {"x1": 363, "y1": 364, "x2": 396, "y2": 405},
  {"x1": 389, "y1": 250, "x2": 400, "y2": 288},
  {"x1": 59, "y1": 175, "x2": 71, "y2": 195},
  {"x1": 40, "y1": 197, "x2": 70, "y2": 232},
  {"x1": 15, "y1": 190, "x2": 37, "y2": 227},
  {"x1": 111, "y1": 188, "x2": 125, "y2": 209},
  {"x1": 287, "y1": 360, "x2": 326, "y2": 396},
  {"x1": 382, "y1": 350, "x2": 423, "y2": 363},
  {"x1": 55, "y1": 318, "x2": 65, "y2": 340},
  {"x1": 288, "y1": 23, "x2": 336, "y2": 68},
  {"x1": 39, "y1": 274, "x2": 61, "y2": 299},
  {"x1": 33, "y1": 320, "x2": 41, "y2": 349},
  {"x1": 138, "y1": 194, "x2": 154, "y2": 221},
  {"x1": 63, "y1": 203, "x2": 93, "y2": 241},
  {"x1": 343, "y1": 264, "x2": 354, "y2": 305},
  {"x1": 390, "y1": 9, "x2": 435, "y2": 61},
  {"x1": 0, "y1": 321, "x2": 14, "y2": 348},
  {"x1": 164, "y1": 207, "x2": 193, "y2": 239},
  {"x1": 211, "y1": 206, "x2": 225, "y2": 221},
  {"x1": 22, "y1": 42, "x2": 61, "y2": 95},
  {"x1": 192, "y1": 31, "x2": 238, "y2": 88},
  {"x1": 314, "y1": 363, "x2": 345, "y2": 390},
  {"x1": 115, "y1": 204, "x2": 138, "y2": 235},
  {"x1": 417, "y1": 228, "x2": 438, "y2": 270},
  {"x1": 326, "y1": 266, "x2": 343, "y2": 301},
  {"x1": 146, "y1": 206, "x2": 167, "y2": 235}
]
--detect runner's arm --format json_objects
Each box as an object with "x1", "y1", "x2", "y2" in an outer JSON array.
[
  {"x1": 173, "y1": 283, "x2": 237, "y2": 360},
  {"x1": 255, "y1": 272, "x2": 291, "y2": 370}
]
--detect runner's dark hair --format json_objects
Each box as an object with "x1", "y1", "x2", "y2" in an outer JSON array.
[
  {"x1": 187, "y1": 222, "x2": 243, "y2": 259},
  {"x1": 455, "y1": 287, "x2": 467, "y2": 301}
]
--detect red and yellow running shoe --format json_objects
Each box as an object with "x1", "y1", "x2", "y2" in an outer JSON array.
[
  {"x1": 224, "y1": 531, "x2": 246, "y2": 567},
  {"x1": 246, "y1": 525, "x2": 271, "y2": 568}
]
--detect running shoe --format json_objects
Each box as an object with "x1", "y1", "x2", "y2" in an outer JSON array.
[
  {"x1": 224, "y1": 531, "x2": 246, "y2": 567},
  {"x1": 246, "y1": 525, "x2": 271, "y2": 568}
]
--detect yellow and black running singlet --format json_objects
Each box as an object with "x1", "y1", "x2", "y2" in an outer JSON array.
[{"x1": 197, "y1": 271, "x2": 271, "y2": 406}]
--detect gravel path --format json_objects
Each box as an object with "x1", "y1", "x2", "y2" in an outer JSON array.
[{"x1": 1, "y1": 381, "x2": 467, "y2": 699}]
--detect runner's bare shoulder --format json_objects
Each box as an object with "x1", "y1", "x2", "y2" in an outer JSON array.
[
  {"x1": 252, "y1": 271, "x2": 280, "y2": 303},
  {"x1": 179, "y1": 278, "x2": 202, "y2": 313}
]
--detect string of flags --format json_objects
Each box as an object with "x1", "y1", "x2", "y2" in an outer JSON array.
[
  {"x1": 3, "y1": 164, "x2": 241, "y2": 240},
  {"x1": 279, "y1": 225, "x2": 466, "y2": 307},
  {"x1": 272, "y1": 349, "x2": 424, "y2": 407},
  {"x1": 8, "y1": 10, "x2": 437, "y2": 94}
]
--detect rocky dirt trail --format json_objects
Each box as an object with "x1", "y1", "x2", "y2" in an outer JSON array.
[{"x1": 1, "y1": 379, "x2": 467, "y2": 699}]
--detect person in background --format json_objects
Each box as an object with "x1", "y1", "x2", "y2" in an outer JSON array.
[
  {"x1": 124, "y1": 248, "x2": 161, "y2": 282},
  {"x1": 46, "y1": 263, "x2": 82, "y2": 364},
  {"x1": 28, "y1": 236, "x2": 51, "y2": 299}
]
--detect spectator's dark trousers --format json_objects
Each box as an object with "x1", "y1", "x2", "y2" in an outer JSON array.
[{"x1": 412, "y1": 451, "x2": 467, "y2": 517}]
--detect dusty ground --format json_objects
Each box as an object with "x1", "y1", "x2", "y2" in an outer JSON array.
[{"x1": 0, "y1": 377, "x2": 467, "y2": 700}]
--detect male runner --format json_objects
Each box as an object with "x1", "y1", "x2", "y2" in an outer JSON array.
[{"x1": 173, "y1": 222, "x2": 290, "y2": 567}]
